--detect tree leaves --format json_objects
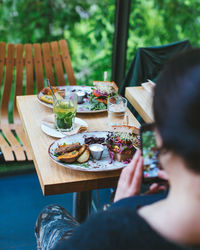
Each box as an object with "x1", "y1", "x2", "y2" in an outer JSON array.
[
  {"x1": 127, "y1": 0, "x2": 200, "y2": 71},
  {"x1": 1, "y1": 0, "x2": 199, "y2": 85}
]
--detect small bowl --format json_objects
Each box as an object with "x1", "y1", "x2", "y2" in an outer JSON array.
[
  {"x1": 76, "y1": 90, "x2": 85, "y2": 104},
  {"x1": 89, "y1": 144, "x2": 104, "y2": 160}
]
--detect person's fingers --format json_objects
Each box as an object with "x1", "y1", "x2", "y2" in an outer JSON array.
[
  {"x1": 158, "y1": 170, "x2": 168, "y2": 180},
  {"x1": 127, "y1": 153, "x2": 142, "y2": 186},
  {"x1": 145, "y1": 185, "x2": 160, "y2": 195},
  {"x1": 149, "y1": 183, "x2": 159, "y2": 190},
  {"x1": 130, "y1": 156, "x2": 143, "y2": 194},
  {"x1": 127, "y1": 149, "x2": 141, "y2": 170},
  {"x1": 121, "y1": 149, "x2": 141, "y2": 185},
  {"x1": 157, "y1": 185, "x2": 167, "y2": 191},
  {"x1": 145, "y1": 184, "x2": 167, "y2": 195},
  {"x1": 113, "y1": 150, "x2": 143, "y2": 202}
]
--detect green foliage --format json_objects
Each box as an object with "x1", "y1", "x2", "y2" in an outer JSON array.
[
  {"x1": 0, "y1": 0, "x2": 200, "y2": 84},
  {"x1": 127, "y1": 0, "x2": 200, "y2": 70},
  {"x1": 142, "y1": 131, "x2": 156, "y2": 150},
  {"x1": 0, "y1": 0, "x2": 115, "y2": 85}
]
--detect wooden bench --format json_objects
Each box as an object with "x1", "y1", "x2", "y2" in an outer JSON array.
[{"x1": 0, "y1": 39, "x2": 76, "y2": 161}]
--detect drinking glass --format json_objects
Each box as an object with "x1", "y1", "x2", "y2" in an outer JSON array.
[
  {"x1": 107, "y1": 95, "x2": 127, "y2": 127},
  {"x1": 53, "y1": 90, "x2": 78, "y2": 132}
]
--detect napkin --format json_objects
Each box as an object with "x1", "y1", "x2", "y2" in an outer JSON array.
[{"x1": 42, "y1": 114, "x2": 87, "y2": 136}]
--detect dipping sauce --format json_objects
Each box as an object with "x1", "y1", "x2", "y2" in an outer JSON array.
[
  {"x1": 76, "y1": 91, "x2": 85, "y2": 104},
  {"x1": 89, "y1": 144, "x2": 104, "y2": 160}
]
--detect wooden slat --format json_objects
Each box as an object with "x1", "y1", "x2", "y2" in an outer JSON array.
[
  {"x1": 25, "y1": 44, "x2": 34, "y2": 95},
  {"x1": 1, "y1": 126, "x2": 26, "y2": 161},
  {"x1": 12, "y1": 44, "x2": 32, "y2": 161},
  {"x1": 0, "y1": 133, "x2": 15, "y2": 161},
  {"x1": 0, "y1": 43, "x2": 27, "y2": 161},
  {"x1": 50, "y1": 41, "x2": 66, "y2": 85},
  {"x1": 8, "y1": 123, "x2": 32, "y2": 160},
  {"x1": 34, "y1": 43, "x2": 44, "y2": 91},
  {"x1": 15, "y1": 124, "x2": 33, "y2": 160},
  {"x1": 0, "y1": 42, "x2": 6, "y2": 89},
  {"x1": 1, "y1": 43, "x2": 15, "y2": 124},
  {"x1": 59, "y1": 40, "x2": 76, "y2": 85},
  {"x1": 42, "y1": 42, "x2": 55, "y2": 85},
  {"x1": 13, "y1": 44, "x2": 24, "y2": 120},
  {"x1": 0, "y1": 40, "x2": 77, "y2": 162}
]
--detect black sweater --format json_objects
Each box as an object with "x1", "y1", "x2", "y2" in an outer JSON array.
[{"x1": 54, "y1": 206, "x2": 200, "y2": 250}]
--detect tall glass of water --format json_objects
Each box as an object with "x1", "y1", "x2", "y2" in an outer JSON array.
[{"x1": 107, "y1": 95, "x2": 127, "y2": 127}]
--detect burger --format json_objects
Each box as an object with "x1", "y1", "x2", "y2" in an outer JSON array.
[
  {"x1": 89, "y1": 81, "x2": 118, "y2": 110},
  {"x1": 106, "y1": 125, "x2": 140, "y2": 163}
]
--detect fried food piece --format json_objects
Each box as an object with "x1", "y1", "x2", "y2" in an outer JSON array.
[
  {"x1": 54, "y1": 143, "x2": 81, "y2": 155},
  {"x1": 40, "y1": 95, "x2": 53, "y2": 104},
  {"x1": 78, "y1": 144, "x2": 88, "y2": 156},
  {"x1": 41, "y1": 86, "x2": 60, "y2": 95},
  {"x1": 77, "y1": 149, "x2": 90, "y2": 163},
  {"x1": 57, "y1": 150, "x2": 79, "y2": 163}
]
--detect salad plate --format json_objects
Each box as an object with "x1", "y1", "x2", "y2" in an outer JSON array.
[
  {"x1": 48, "y1": 131, "x2": 127, "y2": 172},
  {"x1": 37, "y1": 85, "x2": 109, "y2": 113}
]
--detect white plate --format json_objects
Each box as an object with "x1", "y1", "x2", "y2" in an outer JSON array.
[
  {"x1": 48, "y1": 131, "x2": 126, "y2": 172},
  {"x1": 37, "y1": 85, "x2": 107, "y2": 113},
  {"x1": 41, "y1": 117, "x2": 88, "y2": 138}
]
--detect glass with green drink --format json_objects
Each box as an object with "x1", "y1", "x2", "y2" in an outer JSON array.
[{"x1": 53, "y1": 90, "x2": 78, "y2": 132}]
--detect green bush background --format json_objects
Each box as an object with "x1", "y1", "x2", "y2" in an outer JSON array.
[{"x1": 0, "y1": 0, "x2": 200, "y2": 85}]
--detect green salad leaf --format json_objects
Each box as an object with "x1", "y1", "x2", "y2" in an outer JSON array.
[{"x1": 89, "y1": 95, "x2": 107, "y2": 110}]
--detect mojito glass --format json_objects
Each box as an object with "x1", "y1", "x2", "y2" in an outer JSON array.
[{"x1": 53, "y1": 90, "x2": 77, "y2": 132}]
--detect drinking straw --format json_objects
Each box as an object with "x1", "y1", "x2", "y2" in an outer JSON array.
[{"x1": 47, "y1": 79, "x2": 57, "y2": 100}]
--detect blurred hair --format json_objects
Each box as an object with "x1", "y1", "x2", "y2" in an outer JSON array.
[{"x1": 153, "y1": 49, "x2": 200, "y2": 173}]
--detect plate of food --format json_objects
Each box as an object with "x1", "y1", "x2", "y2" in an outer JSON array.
[
  {"x1": 48, "y1": 126, "x2": 140, "y2": 172},
  {"x1": 37, "y1": 81, "x2": 118, "y2": 113}
]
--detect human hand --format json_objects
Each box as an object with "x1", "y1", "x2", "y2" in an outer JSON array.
[
  {"x1": 145, "y1": 169, "x2": 169, "y2": 195},
  {"x1": 114, "y1": 150, "x2": 143, "y2": 203}
]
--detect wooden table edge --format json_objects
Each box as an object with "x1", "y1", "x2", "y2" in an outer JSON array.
[
  {"x1": 44, "y1": 174, "x2": 120, "y2": 195},
  {"x1": 16, "y1": 96, "x2": 45, "y2": 194},
  {"x1": 125, "y1": 87, "x2": 153, "y2": 123}
]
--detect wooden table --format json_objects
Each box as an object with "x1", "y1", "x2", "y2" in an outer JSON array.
[
  {"x1": 125, "y1": 86, "x2": 154, "y2": 123},
  {"x1": 17, "y1": 95, "x2": 140, "y2": 220}
]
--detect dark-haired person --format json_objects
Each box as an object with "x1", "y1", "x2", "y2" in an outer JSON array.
[{"x1": 35, "y1": 49, "x2": 200, "y2": 249}]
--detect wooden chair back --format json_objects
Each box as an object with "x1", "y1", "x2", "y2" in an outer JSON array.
[{"x1": 0, "y1": 39, "x2": 76, "y2": 161}]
